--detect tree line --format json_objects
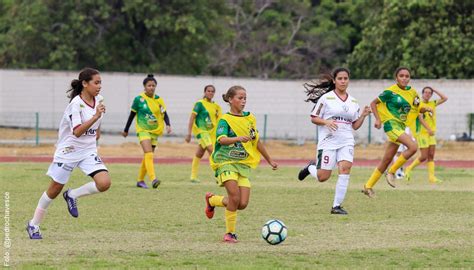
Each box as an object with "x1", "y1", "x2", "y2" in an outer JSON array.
[{"x1": 0, "y1": 0, "x2": 472, "y2": 79}]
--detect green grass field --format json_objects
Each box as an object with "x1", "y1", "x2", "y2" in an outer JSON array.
[{"x1": 2, "y1": 163, "x2": 473, "y2": 269}]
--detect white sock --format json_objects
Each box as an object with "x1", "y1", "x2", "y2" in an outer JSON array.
[
  {"x1": 333, "y1": 174, "x2": 350, "y2": 208},
  {"x1": 308, "y1": 165, "x2": 319, "y2": 181},
  {"x1": 69, "y1": 182, "x2": 100, "y2": 199},
  {"x1": 31, "y1": 192, "x2": 53, "y2": 226}
]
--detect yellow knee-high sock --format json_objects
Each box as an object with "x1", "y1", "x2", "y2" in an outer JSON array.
[
  {"x1": 137, "y1": 158, "x2": 147, "y2": 181},
  {"x1": 427, "y1": 161, "x2": 435, "y2": 182},
  {"x1": 144, "y1": 152, "x2": 156, "y2": 180},
  {"x1": 388, "y1": 155, "x2": 408, "y2": 174},
  {"x1": 225, "y1": 209, "x2": 237, "y2": 234},
  {"x1": 209, "y1": 195, "x2": 225, "y2": 207},
  {"x1": 365, "y1": 168, "x2": 382, "y2": 188},
  {"x1": 406, "y1": 158, "x2": 421, "y2": 173},
  {"x1": 190, "y1": 156, "x2": 200, "y2": 180}
]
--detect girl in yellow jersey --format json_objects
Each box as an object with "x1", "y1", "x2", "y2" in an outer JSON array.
[
  {"x1": 122, "y1": 74, "x2": 172, "y2": 189},
  {"x1": 204, "y1": 85, "x2": 278, "y2": 243},
  {"x1": 185, "y1": 85, "x2": 222, "y2": 183},
  {"x1": 362, "y1": 67, "x2": 432, "y2": 198},
  {"x1": 405, "y1": 87, "x2": 448, "y2": 183}
]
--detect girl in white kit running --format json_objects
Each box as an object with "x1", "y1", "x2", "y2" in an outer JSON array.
[
  {"x1": 298, "y1": 67, "x2": 370, "y2": 215},
  {"x1": 26, "y1": 68, "x2": 111, "y2": 239}
]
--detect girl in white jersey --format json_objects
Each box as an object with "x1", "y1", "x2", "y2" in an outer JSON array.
[
  {"x1": 298, "y1": 67, "x2": 370, "y2": 215},
  {"x1": 26, "y1": 68, "x2": 111, "y2": 239}
]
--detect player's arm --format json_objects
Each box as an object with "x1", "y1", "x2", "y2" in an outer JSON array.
[
  {"x1": 164, "y1": 111, "x2": 171, "y2": 134},
  {"x1": 310, "y1": 98, "x2": 337, "y2": 131},
  {"x1": 370, "y1": 98, "x2": 382, "y2": 129},
  {"x1": 433, "y1": 88, "x2": 448, "y2": 106},
  {"x1": 418, "y1": 114, "x2": 434, "y2": 135},
  {"x1": 185, "y1": 112, "x2": 197, "y2": 143},
  {"x1": 257, "y1": 140, "x2": 278, "y2": 170},
  {"x1": 96, "y1": 126, "x2": 101, "y2": 141},
  {"x1": 352, "y1": 106, "x2": 371, "y2": 130},
  {"x1": 73, "y1": 103, "x2": 105, "y2": 138},
  {"x1": 121, "y1": 111, "x2": 136, "y2": 138}
]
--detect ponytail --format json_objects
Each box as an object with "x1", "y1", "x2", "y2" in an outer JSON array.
[
  {"x1": 67, "y1": 67, "x2": 99, "y2": 102},
  {"x1": 304, "y1": 67, "x2": 350, "y2": 104},
  {"x1": 223, "y1": 85, "x2": 245, "y2": 103}
]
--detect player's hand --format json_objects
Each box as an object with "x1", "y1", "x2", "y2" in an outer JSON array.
[
  {"x1": 374, "y1": 119, "x2": 382, "y2": 129},
  {"x1": 269, "y1": 160, "x2": 278, "y2": 170},
  {"x1": 121, "y1": 131, "x2": 128, "y2": 138},
  {"x1": 362, "y1": 106, "x2": 371, "y2": 117},
  {"x1": 166, "y1": 125, "x2": 172, "y2": 134},
  {"x1": 238, "y1": 136, "x2": 251, "y2": 143},
  {"x1": 185, "y1": 134, "x2": 191, "y2": 143},
  {"x1": 95, "y1": 103, "x2": 106, "y2": 118},
  {"x1": 428, "y1": 129, "x2": 434, "y2": 136},
  {"x1": 325, "y1": 119, "x2": 338, "y2": 132}
]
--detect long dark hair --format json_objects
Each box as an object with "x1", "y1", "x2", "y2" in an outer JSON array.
[
  {"x1": 304, "y1": 67, "x2": 350, "y2": 103},
  {"x1": 67, "y1": 68, "x2": 100, "y2": 102},
  {"x1": 143, "y1": 74, "x2": 157, "y2": 86},
  {"x1": 222, "y1": 85, "x2": 245, "y2": 103}
]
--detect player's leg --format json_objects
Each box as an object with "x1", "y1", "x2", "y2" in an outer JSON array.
[
  {"x1": 236, "y1": 175, "x2": 251, "y2": 210},
  {"x1": 190, "y1": 145, "x2": 205, "y2": 183},
  {"x1": 223, "y1": 177, "x2": 239, "y2": 243},
  {"x1": 136, "y1": 157, "x2": 148, "y2": 188},
  {"x1": 331, "y1": 146, "x2": 353, "y2": 214},
  {"x1": 406, "y1": 147, "x2": 428, "y2": 181},
  {"x1": 363, "y1": 142, "x2": 399, "y2": 197},
  {"x1": 386, "y1": 133, "x2": 418, "y2": 187},
  {"x1": 299, "y1": 149, "x2": 333, "y2": 181},
  {"x1": 427, "y1": 144, "x2": 440, "y2": 183}
]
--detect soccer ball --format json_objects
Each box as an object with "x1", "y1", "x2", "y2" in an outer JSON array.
[{"x1": 261, "y1": 219, "x2": 287, "y2": 245}]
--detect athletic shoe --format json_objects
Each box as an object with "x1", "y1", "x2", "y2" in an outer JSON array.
[
  {"x1": 26, "y1": 221, "x2": 42, "y2": 239},
  {"x1": 386, "y1": 173, "x2": 396, "y2": 188},
  {"x1": 429, "y1": 177, "x2": 443, "y2": 184},
  {"x1": 190, "y1": 179, "x2": 200, "y2": 184},
  {"x1": 395, "y1": 168, "x2": 405, "y2": 179},
  {"x1": 331, "y1": 206, "x2": 348, "y2": 215},
  {"x1": 205, "y1": 192, "x2": 215, "y2": 219},
  {"x1": 298, "y1": 160, "x2": 316, "y2": 181},
  {"x1": 405, "y1": 169, "x2": 412, "y2": 182},
  {"x1": 361, "y1": 186, "x2": 375, "y2": 198},
  {"x1": 63, "y1": 189, "x2": 78, "y2": 218},
  {"x1": 136, "y1": 181, "x2": 149, "y2": 189},
  {"x1": 152, "y1": 179, "x2": 161, "y2": 189},
  {"x1": 223, "y1": 233, "x2": 238, "y2": 243}
]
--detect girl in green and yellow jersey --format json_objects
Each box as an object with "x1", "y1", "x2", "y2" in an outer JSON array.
[
  {"x1": 405, "y1": 87, "x2": 448, "y2": 183},
  {"x1": 362, "y1": 67, "x2": 432, "y2": 198},
  {"x1": 185, "y1": 85, "x2": 222, "y2": 183},
  {"x1": 122, "y1": 74, "x2": 172, "y2": 189},
  {"x1": 204, "y1": 85, "x2": 278, "y2": 243}
]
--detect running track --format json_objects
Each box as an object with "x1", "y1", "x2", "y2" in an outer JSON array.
[{"x1": 0, "y1": 156, "x2": 472, "y2": 168}]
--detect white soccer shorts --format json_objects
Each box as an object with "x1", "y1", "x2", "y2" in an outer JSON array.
[
  {"x1": 46, "y1": 153, "x2": 107, "y2": 184},
  {"x1": 316, "y1": 145, "x2": 354, "y2": 170}
]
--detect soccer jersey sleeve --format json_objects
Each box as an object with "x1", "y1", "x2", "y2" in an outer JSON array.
[
  {"x1": 378, "y1": 90, "x2": 393, "y2": 103},
  {"x1": 216, "y1": 119, "x2": 230, "y2": 141},
  {"x1": 158, "y1": 98, "x2": 167, "y2": 113},
  {"x1": 70, "y1": 101, "x2": 82, "y2": 130},
  {"x1": 311, "y1": 96, "x2": 326, "y2": 118},
  {"x1": 353, "y1": 103, "x2": 361, "y2": 123},
  {"x1": 192, "y1": 102, "x2": 203, "y2": 115},
  {"x1": 131, "y1": 96, "x2": 140, "y2": 112}
]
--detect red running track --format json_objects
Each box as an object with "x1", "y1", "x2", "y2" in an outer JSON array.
[{"x1": 0, "y1": 156, "x2": 472, "y2": 168}]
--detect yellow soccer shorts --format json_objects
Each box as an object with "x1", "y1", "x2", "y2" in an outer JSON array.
[
  {"x1": 137, "y1": 131, "x2": 159, "y2": 146},
  {"x1": 417, "y1": 134, "x2": 437, "y2": 148},
  {"x1": 197, "y1": 132, "x2": 213, "y2": 149},
  {"x1": 216, "y1": 171, "x2": 251, "y2": 188},
  {"x1": 383, "y1": 120, "x2": 405, "y2": 145}
]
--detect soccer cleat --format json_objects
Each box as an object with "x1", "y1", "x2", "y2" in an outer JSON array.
[
  {"x1": 405, "y1": 169, "x2": 412, "y2": 182},
  {"x1": 223, "y1": 233, "x2": 238, "y2": 243},
  {"x1": 63, "y1": 189, "x2": 79, "y2": 218},
  {"x1": 361, "y1": 186, "x2": 375, "y2": 198},
  {"x1": 152, "y1": 179, "x2": 161, "y2": 189},
  {"x1": 205, "y1": 192, "x2": 215, "y2": 219},
  {"x1": 26, "y1": 221, "x2": 42, "y2": 239},
  {"x1": 298, "y1": 160, "x2": 316, "y2": 181},
  {"x1": 429, "y1": 177, "x2": 443, "y2": 184},
  {"x1": 331, "y1": 205, "x2": 348, "y2": 215},
  {"x1": 136, "y1": 181, "x2": 149, "y2": 189},
  {"x1": 386, "y1": 173, "x2": 396, "y2": 188},
  {"x1": 190, "y1": 179, "x2": 200, "y2": 184}
]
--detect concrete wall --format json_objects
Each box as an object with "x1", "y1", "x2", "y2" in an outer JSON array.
[{"x1": 0, "y1": 69, "x2": 473, "y2": 143}]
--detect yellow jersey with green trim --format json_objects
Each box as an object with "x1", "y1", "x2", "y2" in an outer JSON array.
[
  {"x1": 131, "y1": 92, "x2": 167, "y2": 135},
  {"x1": 211, "y1": 112, "x2": 260, "y2": 173},
  {"x1": 416, "y1": 100, "x2": 437, "y2": 135},
  {"x1": 376, "y1": 84, "x2": 421, "y2": 132},
  {"x1": 191, "y1": 99, "x2": 222, "y2": 139}
]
